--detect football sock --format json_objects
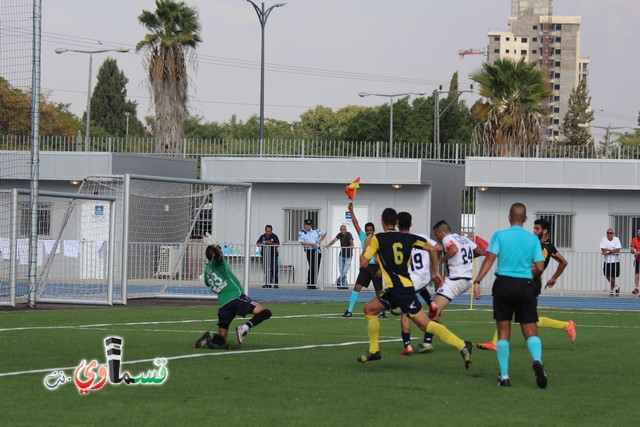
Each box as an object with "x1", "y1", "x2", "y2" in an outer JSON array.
[
  {"x1": 491, "y1": 329, "x2": 498, "y2": 345},
  {"x1": 423, "y1": 319, "x2": 436, "y2": 343},
  {"x1": 365, "y1": 314, "x2": 380, "y2": 353},
  {"x1": 402, "y1": 332, "x2": 411, "y2": 347},
  {"x1": 426, "y1": 321, "x2": 464, "y2": 350},
  {"x1": 249, "y1": 309, "x2": 272, "y2": 328},
  {"x1": 347, "y1": 291, "x2": 359, "y2": 313},
  {"x1": 537, "y1": 317, "x2": 568, "y2": 330},
  {"x1": 526, "y1": 335, "x2": 543, "y2": 363},
  {"x1": 419, "y1": 288, "x2": 432, "y2": 305},
  {"x1": 497, "y1": 339, "x2": 510, "y2": 379},
  {"x1": 206, "y1": 333, "x2": 227, "y2": 348}
]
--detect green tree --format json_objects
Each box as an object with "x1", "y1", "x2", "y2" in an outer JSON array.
[
  {"x1": 438, "y1": 71, "x2": 475, "y2": 146},
  {"x1": 299, "y1": 105, "x2": 338, "y2": 140},
  {"x1": 617, "y1": 129, "x2": 640, "y2": 148},
  {"x1": 90, "y1": 58, "x2": 145, "y2": 137},
  {"x1": 136, "y1": 0, "x2": 202, "y2": 154},
  {"x1": 342, "y1": 106, "x2": 386, "y2": 142},
  {"x1": 183, "y1": 115, "x2": 224, "y2": 139},
  {"x1": 0, "y1": 77, "x2": 79, "y2": 137},
  {"x1": 470, "y1": 58, "x2": 552, "y2": 155},
  {"x1": 559, "y1": 79, "x2": 594, "y2": 145}
]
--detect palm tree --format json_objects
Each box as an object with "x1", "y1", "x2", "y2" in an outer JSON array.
[
  {"x1": 470, "y1": 58, "x2": 552, "y2": 156},
  {"x1": 136, "y1": 0, "x2": 202, "y2": 154}
]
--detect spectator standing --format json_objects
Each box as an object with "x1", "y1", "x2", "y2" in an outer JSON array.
[
  {"x1": 599, "y1": 228, "x2": 622, "y2": 297},
  {"x1": 256, "y1": 225, "x2": 280, "y2": 288},
  {"x1": 298, "y1": 219, "x2": 326, "y2": 289},
  {"x1": 325, "y1": 225, "x2": 354, "y2": 289}
]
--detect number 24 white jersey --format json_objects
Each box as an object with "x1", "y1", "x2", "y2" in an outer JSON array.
[
  {"x1": 409, "y1": 234, "x2": 438, "y2": 290},
  {"x1": 442, "y1": 233, "x2": 476, "y2": 280}
]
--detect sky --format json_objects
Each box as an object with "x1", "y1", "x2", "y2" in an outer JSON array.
[{"x1": 33, "y1": 0, "x2": 640, "y2": 141}]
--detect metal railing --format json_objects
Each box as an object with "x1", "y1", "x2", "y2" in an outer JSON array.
[{"x1": 4, "y1": 134, "x2": 640, "y2": 162}]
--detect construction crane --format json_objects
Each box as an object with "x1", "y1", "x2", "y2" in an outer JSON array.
[{"x1": 458, "y1": 47, "x2": 488, "y2": 60}]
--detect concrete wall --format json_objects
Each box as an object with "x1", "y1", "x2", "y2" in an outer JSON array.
[{"x1": 202, "y1": 157, "x2": 466, "y2": 244}]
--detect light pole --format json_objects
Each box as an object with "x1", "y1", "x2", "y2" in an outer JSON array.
[
  {"x1": 55, "y1": 47, "x2": 129, "y2": 152},
  {"x1": 578, "y1": 123, "x2": 640, "y2": 158},
  {"x1": 125, "y1": 112, "x2": 130, "y2": 139},
  {"x1": 245, "y1": 1, "x2": 287, "y2": 156},
  {"x1": 358, "y1": 91, "x2": 426, "y2": 155},
  {"x1": 433, "y1": 85, "x2": 474, "y2": 159}
]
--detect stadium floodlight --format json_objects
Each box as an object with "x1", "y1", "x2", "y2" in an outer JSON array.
[{"x1": 244, "y1": 1, "x2": 287, "y2": 157}]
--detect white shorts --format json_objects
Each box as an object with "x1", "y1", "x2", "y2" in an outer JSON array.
[{"x1": 435, "y1": 277, "x2": 471, "y2": 301}]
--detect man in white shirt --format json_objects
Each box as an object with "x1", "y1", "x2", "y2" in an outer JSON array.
[
  {"x1": 599, "y1": 228, "x2": 622, "y2": 297},
  {"x1": 423, "y1": 220, "x2": 484, "y2": 352}
]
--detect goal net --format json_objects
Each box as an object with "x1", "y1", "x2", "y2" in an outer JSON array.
[
  {"x1": 0, "y1": 189, "x2": 116, "y2": 306},
  {"x1": 75, "y1": 174, "x2": 251, "y2": 302}
]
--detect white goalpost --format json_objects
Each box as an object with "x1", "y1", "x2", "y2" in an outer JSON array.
[
  {"x1": 77, "y1": 174, "x2": 252, "y2": 304},
  {"x1": 120, "y1": 174, "x2": 252, "y2": 303},
  {"x1": 0, "y1": 189, "x2": 117, "y2": 306},
  {"x1": 27, "y1": 175, "x2": 253, "y2": 305}
]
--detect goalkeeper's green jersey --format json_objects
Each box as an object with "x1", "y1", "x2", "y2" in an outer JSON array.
[{"x1": 203, "y1": 258, "x2": 243, "y2": 307}]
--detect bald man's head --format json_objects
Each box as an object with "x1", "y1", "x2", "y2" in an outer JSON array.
[{"x1": 509, "y1": 203, "x2": 527, "y2": 224}]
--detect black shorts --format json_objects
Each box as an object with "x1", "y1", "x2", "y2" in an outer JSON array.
[
  {"x1": 217, "y1": 295, "x2": 259, "y2": 329},
  {"x1": 603, "y1": 262, "x2": 620, "y2": 278},
  {"x1": 533, "y1": 278, "x2": 542, "y2": 297},
  {"x1": 492, "y1": 275, "x2": 538, "y2": 324},
  {"x1": 636, "y1": 259, "x2": 640, "y2": 274},
  {"x1": 376, "y1": 288, "x2": 422, "y2": 316},
  {"x1": 356, "y1": 264, "x2": 382, "y2": 291}
]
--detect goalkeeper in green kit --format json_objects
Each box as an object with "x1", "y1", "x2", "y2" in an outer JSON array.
[{"x1": 195, "y1": 244, "x2": 272, "y2": 349}]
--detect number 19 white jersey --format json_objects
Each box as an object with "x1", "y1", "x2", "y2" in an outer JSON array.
[
  {"x1": 442, "y1": 233, "x2": 476, "y2": 280},
  {"x1": 409, "y1": 234, "x2": 438, "y2": 291}
]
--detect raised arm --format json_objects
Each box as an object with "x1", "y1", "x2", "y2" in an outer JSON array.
[{"x1": 348, "y1": 202, "x2": 362, "y2": 235}]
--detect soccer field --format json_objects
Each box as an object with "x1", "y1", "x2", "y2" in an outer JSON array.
[{"x1": 1, "y1": 301, "x2": 638, "y2": 426}]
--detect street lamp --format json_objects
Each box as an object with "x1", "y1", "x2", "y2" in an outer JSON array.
[
  {"x1": 358, "y1": 91, "x2": 426, "y2": 155},
  {"x1": 124, "y1": 111, "x2": 131, "y2": 141},
  {"x1": 245, "y1": 1, "x2": 287, "y2": 157},
  {"x1": 55, "y1": 47, "x2": 129, "y2": 152},
  {"x1": 433, "y1": 85, "x2": 474, "y2": 158}
]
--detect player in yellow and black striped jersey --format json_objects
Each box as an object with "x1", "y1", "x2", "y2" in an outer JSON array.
[
  {"x1": 365, "y1": 228, "x2": 429, "y2": 292},
  {"x1": 356, "y1": 207, "x2": 473, "y2": 369}
]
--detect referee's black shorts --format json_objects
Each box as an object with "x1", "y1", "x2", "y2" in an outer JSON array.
[{"x1": 492, "y1": 274, "x2": 538, "y2": 324}]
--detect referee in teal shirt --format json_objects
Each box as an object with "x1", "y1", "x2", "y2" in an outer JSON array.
[{"x1": 473, "y1": 203, "x2": 547, "y2": 388}]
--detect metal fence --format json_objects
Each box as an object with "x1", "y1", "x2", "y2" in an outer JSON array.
[
  {"x1": 144, "y1": 242, "x2": 640, "y2": 297},
  {"x1": 3, "y1": 134, "x2": 640, "y2": 162}
]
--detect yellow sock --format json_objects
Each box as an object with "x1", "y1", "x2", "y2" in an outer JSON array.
[
  {"x1": 491, "y1": 329, "x2": 498, "y2": 345},
  {"x1": 426, "y1": 321, "x2": 465, "y2": 350},
  {"x1": 365, "y1": 314, "x2": 380, "y2": 353},
  {"x1": 538, "y1": 316, "x2": 569, "y2": 330}
]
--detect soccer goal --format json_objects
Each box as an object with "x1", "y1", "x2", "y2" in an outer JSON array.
[{"x1": 77, "y1": 174, "x2": 252, "y2": 304}]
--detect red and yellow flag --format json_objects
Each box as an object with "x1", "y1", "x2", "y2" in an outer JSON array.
[
  {"x1": 345, "y1": 177, "x2": 360, "y2": 200},
  {"x1": 475, "y1": 235, "x2": 489, "y2": 252}
]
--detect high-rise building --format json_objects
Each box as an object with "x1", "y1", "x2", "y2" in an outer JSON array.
[{"x1": 487, "y1": 0, "x2": 589, "y2": 140}]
